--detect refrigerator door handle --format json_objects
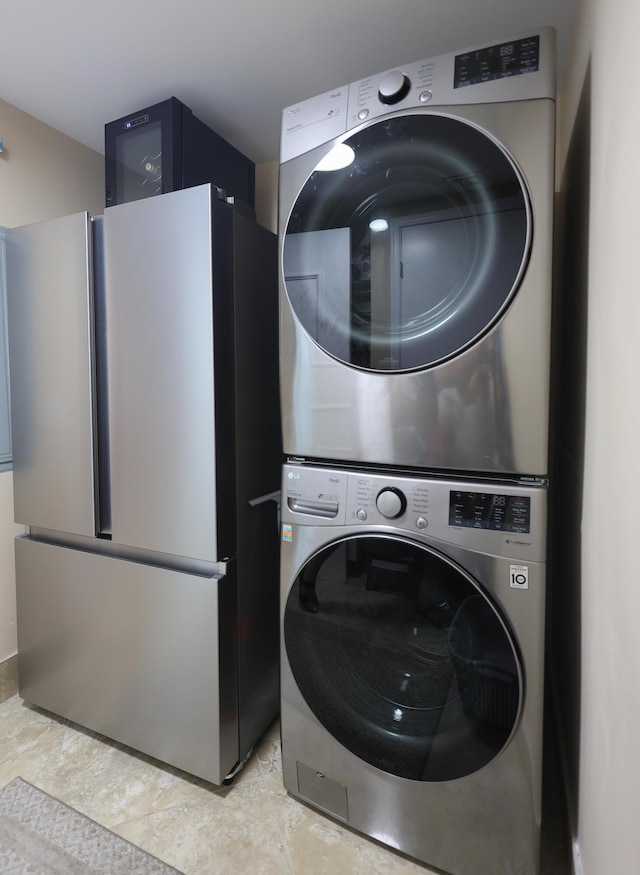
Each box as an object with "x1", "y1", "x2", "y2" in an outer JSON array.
[{"x1": 91, "y1": 216, "x2": 111, "y2": 537}]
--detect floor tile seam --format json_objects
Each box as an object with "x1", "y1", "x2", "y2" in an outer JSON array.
[
  {"x1": 101, "y1": 774, "x2": 270, "y2": 832},
  {"x1": 61, "y1": 787, "x2": 210, "y2": 829},
  {"x1": 104, "y1": 792, "x2": 299, "y2": 875},
  {"x1": 256, "y1": 757, "x2": 283, "y2": 780},
  {"x1": 0, "y1": 723, "x2": 63, "y2": 762},
  {"x1": 221, "y1": 770, "x2": 266, "y2": 794},
  {"x1": 257, "y1": 770, "x2": 297, "y2": 875},
  {"x1": 100, "y1": 799, "x2": 199, "y2": 833},
  {"x1": 11, "y1": 716, "x2": 73, "y2": 746}
]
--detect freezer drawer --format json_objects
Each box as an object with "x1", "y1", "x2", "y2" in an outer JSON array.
[{"x1": 15, "y1": 536, "x2": 239, "y2": 785}]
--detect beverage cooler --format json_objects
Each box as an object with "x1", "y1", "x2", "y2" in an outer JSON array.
[{"x1": 105, "y1": 97, "x2": 255, "y2": 209}]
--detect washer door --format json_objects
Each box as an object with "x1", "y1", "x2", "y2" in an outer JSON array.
[
  {"x1": 283, "y1": 113, "x2": 531, "y2": 371},
  {"x1": 284, "y1": 535, "x2": 523, "y2": 782}
]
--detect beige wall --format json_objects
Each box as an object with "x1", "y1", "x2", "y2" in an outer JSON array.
[
  {"x1": 555, "y1": 0, "x2": 640, "y2": 872},
  {"x1": 0, "y1": 99, "x2": 105, "y2": 227},
  {"x1": 255, "y1": 159, "x2": 278, "y2": 233},
  {"x1": 0, "y1": 98, "x2": 104, "y2": 661}
]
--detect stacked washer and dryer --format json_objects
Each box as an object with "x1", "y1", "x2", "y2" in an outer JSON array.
[{"x1": 277, "y1": 28, "x2": 555, "y2": 875}]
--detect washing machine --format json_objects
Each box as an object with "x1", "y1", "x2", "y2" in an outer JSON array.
[
  {"x1": 279, "y1": 29, "x2": 556, "y2": 477},
  {"x1": 280, "y1": 461, "x2": 547, "y2": 875}
]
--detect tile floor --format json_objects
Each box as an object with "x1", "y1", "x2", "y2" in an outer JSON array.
[{"x1": 0, "y1": 692, "x2": 571, "y2": 875}]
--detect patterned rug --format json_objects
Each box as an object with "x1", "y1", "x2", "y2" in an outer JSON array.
[{"x1": 0, "y1": 777, "x2": 183, "y2": 874}]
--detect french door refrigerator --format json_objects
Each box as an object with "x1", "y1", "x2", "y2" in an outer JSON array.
[{"x1": 6, "y1": 183, "x2": 281, "y2": 785}]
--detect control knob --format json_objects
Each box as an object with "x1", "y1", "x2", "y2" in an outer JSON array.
[
  {"x1": 378, "y1": 70, "x2": 411, "y2": 105},
  {"x1": 376, "y1": 487, "x2": 407, "y2": 519}
]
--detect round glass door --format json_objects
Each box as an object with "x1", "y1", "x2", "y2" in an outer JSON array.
[
  {"x1": 283, "y1": 114, "x2": 531, "y2": 371},
  {"x1": 284, "y1": 535, "x2": 522, "y2": 782}
]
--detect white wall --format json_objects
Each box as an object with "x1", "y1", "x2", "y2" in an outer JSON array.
[
  {"x1": 556, "y1": 1, "x2": 640, "y2": 872},
  {"x1": 0, "y1": 98, "x2": 104, "y2": 661}
]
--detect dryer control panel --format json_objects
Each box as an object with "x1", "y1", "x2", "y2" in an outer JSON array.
[
  {"x1": 280, "y1": 27, "x2": 556, "y2": 163},
  {"x1": 282, "y1": 463, "x2": 547, "y2": 563}
]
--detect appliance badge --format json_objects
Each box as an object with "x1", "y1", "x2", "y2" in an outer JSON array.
[
  {"x1": 509, "y1": 564, "x2": 529, "y2": 589},
  {"x1": 282, "y1": 524, "x2": 293, "y2": 543}
]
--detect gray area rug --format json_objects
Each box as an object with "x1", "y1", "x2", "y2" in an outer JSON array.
[{"x1": 0, "y1": 777, "x2": 183, "y2": 874}]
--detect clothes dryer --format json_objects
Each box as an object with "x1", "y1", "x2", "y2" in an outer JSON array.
[
  {"x1": 280, "y1": 461, "x2": 547, "y2": 875},
  {"x1": 279, "y1": 29, "x2": 555, "y2": 476}
]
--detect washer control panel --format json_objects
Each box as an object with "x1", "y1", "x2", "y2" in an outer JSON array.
[
  {"x1": 348, "y1": 471, "x2": 431, "y2": 531},
  {"x1": 282, "y1": 463, "x2": 547, "y2": 562}
]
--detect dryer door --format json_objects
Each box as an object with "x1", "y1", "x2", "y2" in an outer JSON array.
[
  {"x1": 283, "y1": 113, "x2": 531, "y2": 371},
  {"x1": 283, "y1": 534, "x2": 523, "y2": 781}
]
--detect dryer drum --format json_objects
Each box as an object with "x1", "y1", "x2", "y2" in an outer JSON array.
[{"x1": 283, "y1": 113, "x2": 531, "y2": 372}]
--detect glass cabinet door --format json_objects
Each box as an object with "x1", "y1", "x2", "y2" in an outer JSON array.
[{"x1": 115, "y1": 120, "x2": 164, "y2": 203}]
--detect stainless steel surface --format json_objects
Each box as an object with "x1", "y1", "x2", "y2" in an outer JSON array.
[
  {"x1": 279, "y1": 462, "x2": 547, "y2": 875},
  {"x1": 278, "y1": 33, "x2": 555, "y2": 477},
  {"x1": 15, "y1": 536, "x2": 238, "y2": 786},
  {"x1": 7, "y1": 187, "x2": 281, "y2": 785},
  {"x1": 296, "y1": 762, "x2": 349, "y2": 821},
  {"x1": 6, "y1": 213, "x2": 97, "y2": 536},
  {"x1": 104, "y1": 185, "x2": 222, "y2": 562}
]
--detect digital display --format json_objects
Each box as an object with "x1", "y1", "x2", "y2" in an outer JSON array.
[
  {"x1": 449, "y1": 491, "x2": 531, "y2": 533},
  {"x1": 124, "y1": 113, "x2": 150, "y2": 130},
  {"x1": 454, "y1": 36, "x2": 540, "y2": 89}
]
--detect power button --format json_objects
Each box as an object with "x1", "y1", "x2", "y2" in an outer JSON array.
[{"x1": 416, "y1": 517, "x2": 428, "y2": 530}]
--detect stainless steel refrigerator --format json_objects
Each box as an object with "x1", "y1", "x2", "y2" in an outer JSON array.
[{"x1": 6, "y1": 183, "x2": 281, "y2": 785}]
